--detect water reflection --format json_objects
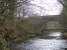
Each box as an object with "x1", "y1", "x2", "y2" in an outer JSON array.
[{"x1": 16, "y1": 32, "x2": 67, "y2": 50}]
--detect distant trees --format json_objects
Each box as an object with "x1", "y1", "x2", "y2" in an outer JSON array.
[{"x1": 60, "y1": 0, "x2": 67, "y2": 30}]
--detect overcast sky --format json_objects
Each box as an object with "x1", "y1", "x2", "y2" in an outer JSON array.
[{"x1": 17, "y1": 0, "x2": 63, "y2": 17}]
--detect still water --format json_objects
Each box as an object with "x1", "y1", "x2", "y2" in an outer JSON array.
[{"x1": 16, "y1": 32, "x2": 67, "y2": 50}]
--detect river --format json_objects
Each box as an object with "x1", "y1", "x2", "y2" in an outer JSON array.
[{"x1": 15, "y1": 32, "x2": 67, "y2": 50}]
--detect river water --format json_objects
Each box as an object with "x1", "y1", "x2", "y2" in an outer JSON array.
[{"x1": 15, "y1": 32, "x2": 67, "y2": 50}]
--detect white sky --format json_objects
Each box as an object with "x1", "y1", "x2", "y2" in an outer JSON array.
[
  {"x1": 17, "y1": 0, "x2": 63, "y2": 17},
  {"x1": 30, "y1": 0, "x2": 63, "y2": 15}
]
